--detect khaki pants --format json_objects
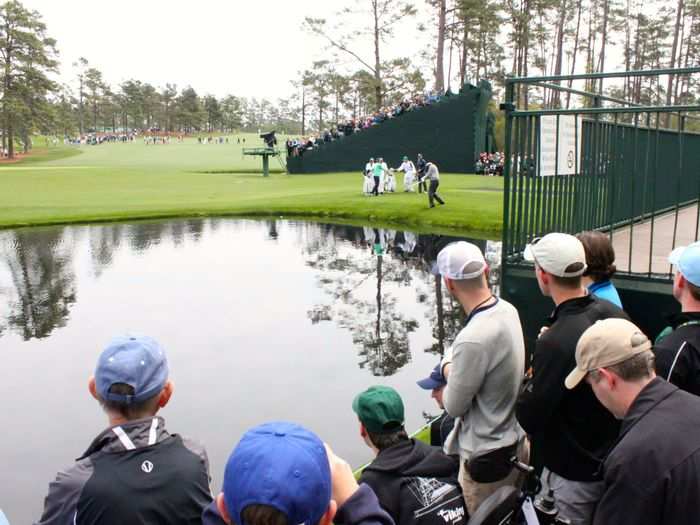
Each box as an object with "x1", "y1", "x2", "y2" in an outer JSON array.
[{"x1": 458, "y1": 438, "x2": 529, "y2": 515}]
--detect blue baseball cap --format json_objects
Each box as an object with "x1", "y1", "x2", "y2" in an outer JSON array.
[
  {"x1": 95, "y1": 335, "x2": 169, "y2": 404},
  {"x1": 416, "y1": 363, "x2": 447, "y2": 390},
  {"x1": 223, "y1": 422, "x2": 331, "y2": 525},
  {"x1": 669, "y1": 241, "x2": 700, "y2": 286}
]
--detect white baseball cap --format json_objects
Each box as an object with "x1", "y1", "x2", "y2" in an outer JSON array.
[
  {"x1": 523, "y1": 233, "x2": 587, "y2": 277},
  {"x1": 434, "y1": 241, "x2": 487, "y2": 280}
]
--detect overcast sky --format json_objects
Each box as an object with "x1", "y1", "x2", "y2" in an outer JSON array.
[{"x1": 23, "y1": 0, "x2": 433, "y2": 100}]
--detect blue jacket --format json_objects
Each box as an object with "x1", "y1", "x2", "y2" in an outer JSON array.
[
  {"x1": 202, "y1": 483, "x2": 395, "y2": 525},
  {"x1": 588, "y1": 280, "x2": 622, "y2": 308}
]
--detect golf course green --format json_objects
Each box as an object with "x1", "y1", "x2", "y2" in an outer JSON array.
[{"x1": 0, "y1": 134, "x2": 503, "y2": 236}]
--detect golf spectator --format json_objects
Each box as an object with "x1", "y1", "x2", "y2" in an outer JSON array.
[
  {"x1": 654, "y1": 241, "x2": 700, "y2": 396},
  {"x1": 436, "y1": 241, "x2": 526, "y2": 514},
  {"x1": 416, "y1": 363, "x2": 455, "y2": 448},
  {"x1": 352, "y1": 386, "x2": 467, "y2": 525},
  {"x1": 576, "y1": 231, "x2": 622, "y2": 308},
  {"x1": 35, "y1": 335, "x2": 212, "y2": 525},
  {"x1": 424, "y1": 162, "x2": 445, "y2": 208},
  {"x1": 517, "y1": 233, "x2": 629, "y2": 525},
  {"x1": 202, "y1": 421, "x2": 395, "y2": 525},
  {"x1": 566, "y1": 318, "x2": 700, "y2": 525}
]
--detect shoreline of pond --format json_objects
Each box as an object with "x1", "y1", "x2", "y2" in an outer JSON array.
[{"x1": 0, "y1": 210, "x2": 500, "y2": 239}]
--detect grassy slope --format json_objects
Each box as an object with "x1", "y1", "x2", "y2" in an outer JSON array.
[{"x1": 0, "y1": 134, "x2": 503, "y2": 236}]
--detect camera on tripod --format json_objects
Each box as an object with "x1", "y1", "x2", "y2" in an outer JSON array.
[{"x1": 260, "y1": 131, "x2": 277, "y2": 148}]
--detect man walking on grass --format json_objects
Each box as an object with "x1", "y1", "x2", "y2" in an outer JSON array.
[{"x1": 424, "y1": 162, "x2": 445, "y2": 208}]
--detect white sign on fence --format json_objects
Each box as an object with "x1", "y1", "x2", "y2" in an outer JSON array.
[{"x1": 539, "y1": 115, "x2": 582, "y2": 176}]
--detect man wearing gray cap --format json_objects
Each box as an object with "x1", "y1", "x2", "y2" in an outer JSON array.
[
  {"x1": 517, "y1": 233, "x2": 628, "y2": 525},
  {"x1": 436, "y1": 241, "x2": 525, "y2": 514},
  {"x1": 35, "y1": 335, "x2": 212, "y2": 525},
  {"x1": 567, "y1": 318, "x2": 700, "y2": 525}
]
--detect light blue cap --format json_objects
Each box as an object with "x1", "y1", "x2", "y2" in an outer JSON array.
[
  {"x1": 669, "y1": 241, "x2": 700, "y2": 286},
  {"x1": 95, "y1": 335, "x2": 169, "y2": 404}
]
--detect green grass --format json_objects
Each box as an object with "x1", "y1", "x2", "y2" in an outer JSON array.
[{"x1": 0, "y1": 134, "x2": 503, "y2": 236}]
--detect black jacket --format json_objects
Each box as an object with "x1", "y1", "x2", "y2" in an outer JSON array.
[
  {"x1": 201, "y1": 484, "x2": 395, "y2": 525},
  {"x1": 429, "y1": 411, "x2": 455, "y2": 448},
  {"x1": 516, "y1": 295, "x2": 628, "y2": 481},
  {"x1": 35, "y1": 417, "x2": 212, "y2": 525},
  {"x1": 653, "y1": 311, "x2": 700, "y2": 396},
  {"x1": 594, "y1": 378, "x2": 700, "y2": 525},
  {"x1": 359, "y1": 439, "x2": 465, "y2": 525}
]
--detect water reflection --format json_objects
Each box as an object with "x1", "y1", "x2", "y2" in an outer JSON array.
[
  {"x1": 1, "y1": 229, "x2": 77, "y2": 340},
  {"x1": 0, "y1": 218, "x2": 501, "y2": 525},
  {"x1": 0, "y1": 219, "x2": 493, "y2": 375}
]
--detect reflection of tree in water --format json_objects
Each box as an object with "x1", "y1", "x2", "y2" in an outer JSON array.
[
  {"x1": 1, "y1": 229, "x2": 77, "y2": 340},
  {"x1": 303, "y1": 225, "x2": 417, "y2": 377},
  {"x1": 89, "y1": 224, "x2": 123, "y2": 277}
]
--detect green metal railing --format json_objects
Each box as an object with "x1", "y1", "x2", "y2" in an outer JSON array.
[{"x1": 501, "y1": 68, "x2": 700, "y2": 279}]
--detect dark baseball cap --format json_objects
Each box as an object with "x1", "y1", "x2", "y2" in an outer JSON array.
[
  {"x1": 416, "y1": 363, "x2": 447, "y2": 390},
  {"x1": 352, "y1": 385, "x2": 405, "y2": 433}
]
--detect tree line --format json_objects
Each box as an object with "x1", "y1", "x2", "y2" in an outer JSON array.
[{"x1": 0, "y1": 0, "x2": 693, "y2": 159}]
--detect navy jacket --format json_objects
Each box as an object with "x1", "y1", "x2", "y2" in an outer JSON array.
[{"x1": 594, "y1": 378, "x2": 700, "y2": 525}]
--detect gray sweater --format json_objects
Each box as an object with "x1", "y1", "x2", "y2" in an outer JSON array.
[{"x1": 443, "y1": 298, "x2": 525, "y2": 459}]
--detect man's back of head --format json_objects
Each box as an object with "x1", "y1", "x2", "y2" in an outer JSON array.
[
  {"x1": 523, "y1": 232, "x2": 587, "y2": 302},
  {"x1": 352, "y1": 386, "x2": 408, "y2": 453},
  {"x1": 216, "y1": 422, "x2": 333, "y2": 525}
]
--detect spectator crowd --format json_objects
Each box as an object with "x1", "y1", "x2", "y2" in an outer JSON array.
[
  {"x1": 475, "y1": 152, "x2": 505, "y2": 176},
  {"x1": 30, "y1": 231, "x2": 700, "y2": 525},
  {"x1": 287, "y1": 92, "x2": 449, "y2": 158}
]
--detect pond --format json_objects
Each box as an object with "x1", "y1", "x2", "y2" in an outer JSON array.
[{"x1": 0, "y1": 218, "x2": 501, "y2": 524}]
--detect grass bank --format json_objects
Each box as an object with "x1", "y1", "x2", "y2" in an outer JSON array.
[{"x1": 0, "y1": 136, "x2": 503, "y2": 236}]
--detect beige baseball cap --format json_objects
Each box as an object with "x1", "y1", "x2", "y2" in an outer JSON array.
[
  {"x1": 523, "y1": 233, "x2": 587, "y2": 277},
  {"x1": 564, "y1": 318, "x2": 651, "y2": 389}
]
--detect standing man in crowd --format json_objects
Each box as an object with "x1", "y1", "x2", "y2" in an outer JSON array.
[
  {"x1": 416, "y1": 154, "x2": 427, "y2": 193},
  {"x1": 35, "y1": 336, "x2": 212, "y2": 524},
  {"x1": 436, "y1": 241, "x2": 525, "y2": 514},
  {"x1": 517, "y1": 233, "x2": 628, "y2": 525},
  {"x1": 203, "y1": 421, "x2": 396, "y2": 525},
  {"x1": 424, "y1": 162, "x2": 445, "y2": 208},
  {"x1": 566, "y1": 318, "x2": 700, "y2": 525},
  {"x1": 654, "y1": 241, "x2": 700, "y2": 396},
  {"x1": 417, "y1": 364, "x2": 455, "y2": 447},
  {"x1": 352, "y1": 386, "x2": 467, "y2": 525}
]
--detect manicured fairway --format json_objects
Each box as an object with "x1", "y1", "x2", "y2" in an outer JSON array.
[{"x1": 0, "y1": 135, "x2": 503, "y2": 236}]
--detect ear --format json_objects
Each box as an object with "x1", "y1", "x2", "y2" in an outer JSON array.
[
  {"x1": 216, "y1": 493, "x2": 232, "y2": 525},
  {"x1": 158, "y1": 380, "x2": 174, "y2": 408},
  {"x1": 88, "y1": 376, "x2": 99, "y2": 401},
  {"x1": 359, "y1": 422, "x2": 367, "y2": 439},
  {"x1": 597, "y1": 368, "x2": 617, "y2": 389},
  {"x1": 318, "y1": 500, "x2": 338, "y2": 525},
  {"x1": 677, "y1": 272, "x2": 687, "y2": 290}
]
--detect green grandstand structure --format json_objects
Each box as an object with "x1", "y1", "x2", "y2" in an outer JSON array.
[{"x1": 286, "y1": 81, "x2": 494, "y2": 174}]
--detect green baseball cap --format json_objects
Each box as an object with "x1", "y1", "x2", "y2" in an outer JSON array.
[
  {"x1": 402, "y1": 156, "x2": 408, "y2": 161},
  {"x1": 352, "y1": 386, "x2": 405, "y2": 433}
]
